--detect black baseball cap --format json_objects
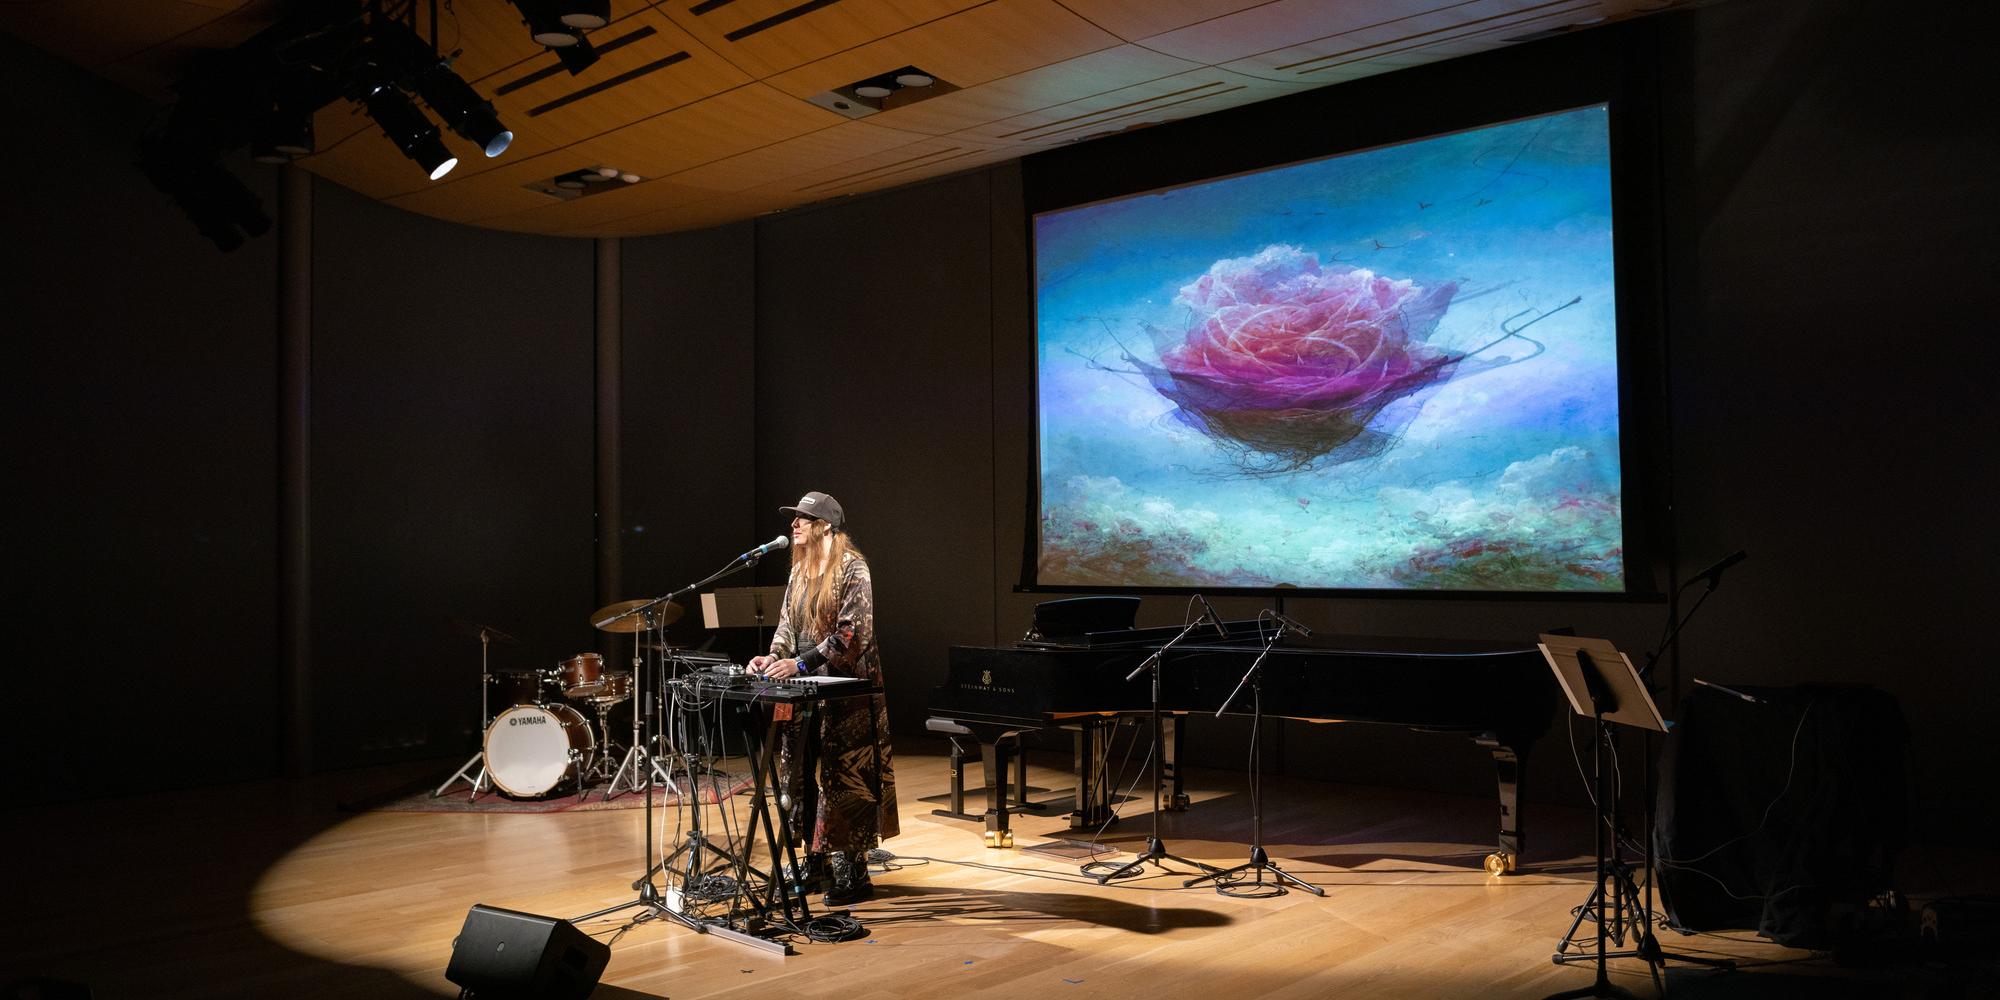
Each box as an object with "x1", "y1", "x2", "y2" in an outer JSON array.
[{"x1": 779, "y1": 491, "x2": 845, "y2": 530}]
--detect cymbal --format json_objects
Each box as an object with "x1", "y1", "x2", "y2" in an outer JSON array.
[
  {"x1": 590, "y1": 598, "x2": 682, "y2": 633},
  {"x1": 447, "y1": 616, "x2": 523, "y2": 645}
]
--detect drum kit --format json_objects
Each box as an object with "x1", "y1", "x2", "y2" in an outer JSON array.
[{"x1": 434, "y1": 600, "x2": 688, "y2": 801}]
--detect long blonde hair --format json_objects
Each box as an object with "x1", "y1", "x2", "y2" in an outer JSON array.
[{"x1": 788, "y1": 519, "x2": 861, "y2": 636}]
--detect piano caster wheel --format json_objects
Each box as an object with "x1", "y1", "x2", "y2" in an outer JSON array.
[
  {"x1": 1483, "y1": 852, "x2": 1517, "y2": 876},
  {"x1": 983, "y1": 830, "x2": 1015, "y2": 849},
  {"x1": 1168, "y1": 793, "x2": 1191, "y2": 811}
]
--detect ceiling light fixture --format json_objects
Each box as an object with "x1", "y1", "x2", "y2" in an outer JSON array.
[
  {"x1": 366, "y1": 85, "x2": 458, "y2": 180},
  {"x1": 557, "y1": 0, "x2": 610, "y2": 29},
  {"x1": 554, "y1": 33, "x2": 600, "y2": 75}
]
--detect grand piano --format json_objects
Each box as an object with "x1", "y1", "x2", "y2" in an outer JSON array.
[{"x1": 927, "y1": 604, "x2": 1560, "y2": 874}]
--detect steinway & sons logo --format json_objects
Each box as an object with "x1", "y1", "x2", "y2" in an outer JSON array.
[{"x1": 963, "y1": 668, "x2": 1015, "y2": 694}]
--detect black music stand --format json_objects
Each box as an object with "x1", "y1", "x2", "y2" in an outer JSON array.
[
  {"x1": 1537, "y1": 635, "x2": 1664, "y2": 1000},
  {"x1": 703, "y1": 585, "x2": 788, "y2": 651}
]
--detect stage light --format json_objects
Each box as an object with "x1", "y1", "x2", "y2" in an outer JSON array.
[
  {"x1": 554, "y1": 34, "x2": 600, "y2": 75},
  {"x1": 366, "y1": 86, "x2": 458, "y2": 180},
  {"x1": 514, "y1": 0, "x2": 583, "y2": 46},
  {"x1": 556, "y1": 0, "x2": 610, "y2": 29},
  {"x1": 414, "y1": 63, "x2": 513, "y2": 157},
  {"x1": 251, "y1": 102, "x2": 316, "y2": 163}
]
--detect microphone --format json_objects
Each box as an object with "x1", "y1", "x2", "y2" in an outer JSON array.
[
  {"x1": 1193, "y1": 593, "x2": 1228, "y2": 640},
  {"x1": 1266, "y1": 610, "x2": 1314, "y2": 637},
  {"x1": 1686, "y1": 549, "x2": 1748, "y2": 590},
  {"x1": 739, "y1": 535, "x2": 790, "y2": 561}
]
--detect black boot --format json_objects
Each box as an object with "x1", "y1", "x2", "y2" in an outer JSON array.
[{"x1": 823, "y1": 850, "x2": 874, "y2": 907}]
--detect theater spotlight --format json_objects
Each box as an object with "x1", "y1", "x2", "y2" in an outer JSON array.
[
  {"x1": 365, "y1": 86, "x2": 458, "y2": 179},
  {"x1": 513, "y1": 1, "x2": 583, "y2": 46},
  {"x1": 557, "y1": 0, "x2": 610, "y2": 29},
  {"x1": 554, "y1": 33, "x2": 600, "y2": 75},
  {"x1": 414, "y1": 63, "x2": 512, "y2": 157},
  {"x1": 250, "y1": 102, "x2": 316, "y2": 163}
]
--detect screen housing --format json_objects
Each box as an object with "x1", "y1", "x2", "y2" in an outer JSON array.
[{"x1": 1017, "y1": 27, "x2": 1672, "y2": 602}]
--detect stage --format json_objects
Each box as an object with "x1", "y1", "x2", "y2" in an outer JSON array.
[{"x1": 2, "y1": 742, "x2": 1979, "y2": 999}]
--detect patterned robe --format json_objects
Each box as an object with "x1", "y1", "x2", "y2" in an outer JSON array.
[{"x1": 769, "y1": 549, "x2": 900, "y2": 854}]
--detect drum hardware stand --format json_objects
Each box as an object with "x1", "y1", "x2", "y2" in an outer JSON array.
[
  {"x1": 575, "y1": 544, "x2": 792, "y2": 956},
  {"x1": 435, "y1": 625, "x2": 502, "y2": 799},
  {"x1": 1083, "y1": 607, "x2": 1221, "y2": 885},
  {"x1": 605, "y1": 627, "x2": 680, "y2": 801},
  {"x1": 1185, "y1": 613, "x2": 1322, "y2": 898}
]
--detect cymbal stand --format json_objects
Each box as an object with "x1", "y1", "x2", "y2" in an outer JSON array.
[
  {"x1": 607, "y1": 625, "x2": 679, "y2": 800},
  {"x1": 1185, "y1": 614, "x2": 1323, "y2": 897},
  {"x1": 1083, "y1": 614, "x2": 1221, "y2": 885},
  {"x1": 573, "y1": 545, "x2": 784, "y2": 953},
  {"x1": 574, "y1": 644, "x2": 704, "y2": 936},
  {"x1": 434, "y1": 627, "x2": 495, "y2": 799}
]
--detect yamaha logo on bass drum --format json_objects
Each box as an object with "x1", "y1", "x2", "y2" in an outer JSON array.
[{"x1": 508, "y1": 714, "x2": 549, "y2": 726}]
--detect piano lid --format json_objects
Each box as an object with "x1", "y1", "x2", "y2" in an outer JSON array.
[{"x1": 1020, "y1": 621, "x2": 1536, "y2": 655}]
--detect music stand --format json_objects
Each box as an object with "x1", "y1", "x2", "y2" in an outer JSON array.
[
  {"x1": 1537, "y1": 635, "x2": 1664, "y2": 1000},
  {"x1": 703, "y1": 585, "x2": 787, "y2": 630}
]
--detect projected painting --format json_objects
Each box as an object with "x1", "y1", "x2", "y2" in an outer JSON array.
[{"x1": 1035, "y1": 105, "x2": 1624, "y2": 592}]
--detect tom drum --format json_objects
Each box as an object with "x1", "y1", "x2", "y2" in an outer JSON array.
[{"x1": 556, "y1": 652, "x2": 606, "y2": 697}]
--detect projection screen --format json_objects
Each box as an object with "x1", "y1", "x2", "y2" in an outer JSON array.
[{"x1": 1032, "y1": 104, "x2": 1625, "y2": 594}]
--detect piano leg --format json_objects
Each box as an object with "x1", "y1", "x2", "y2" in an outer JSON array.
[
  {"x1": 1065, "y1": 718, "x2": 1117, "y2": 830},
  {"x1": 978, "y1": 735, "x2": 1019, "y2": 848},
  {"x1": 1475, "y1": 734, "x2": 1526, "y2": 875}
]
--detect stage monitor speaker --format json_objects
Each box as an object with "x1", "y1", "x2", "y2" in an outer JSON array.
[
  {"x1": 1655, "y1": 682, "x2": 1907, "y2": 949},
  {"x1": 444, "y1": 904, "x2": 609, "y2": 999}
]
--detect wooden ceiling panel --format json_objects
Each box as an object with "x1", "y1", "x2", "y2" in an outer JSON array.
[
  {"x1": 661, "y1": 0, "x2": 986, "y2": 81},
  {"x1": 544, "y1": 187, "x2": 795, "y2": 237},
  {"x1": 763, "y1": 134, "x2": 1003, "y2": 199},
  {"x1": 659, "y1": 119, "x2": 926, "y2": 193},
  {"x1": 480, "y1": 8, "x2": 752, "y2": 149},
  {"x1": 950, "y1": 66, "x2": 1309, "y2": 147},
  {"x1": 1140, "y1": 0, "x2": 1529, "y2": 67},
  {"x1": 461, "y1": 174, "x2": 702, "y2": 233},
  {"x1": 762, "y1": 0, "x2": 1121, "y2": 101},
  {"x1": 1041, "y1": 1, "x2": 1267, "y2": 43},
  {"x1": 2, "y1": 0, "x2": 1687, "y2": 237},
  {"x1": 854, "y1": 43, "x2": 1203, "y2": 137},
  {"x1": 432, "y1": 0, "x2": 550, "y2": 83},
  {"x1": 1218, "y1": 0, "x2": 1608, "y2": 81},
  {"x1": 564, "y1": 83, "x2": 839, "y2": 178}
]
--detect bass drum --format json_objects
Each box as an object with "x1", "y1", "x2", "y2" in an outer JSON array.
[{"x1": 484, "y1": 703, "x2": 594, "y2": 798}]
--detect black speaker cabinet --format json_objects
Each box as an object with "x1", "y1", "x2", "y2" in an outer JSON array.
[
  {"x1": 1655, "y1": 682, "x2": 1907, "y2": 949},
  {"x1": 444, "y1": 904, "x2": 609, "y2": 999}
]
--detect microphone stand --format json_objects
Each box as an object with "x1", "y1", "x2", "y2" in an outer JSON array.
[
  {"x1": 1604, "y1": 568, "x2": 1741, "y2": 982},
  {"x1": 1185, "y1": 614, "x2": 1323, "y2": 897},
  {"x1": 572, "y1": 546, "x2": 776, "y2": 942},
  {"x1": 1083, "y1": 613, "x2": 1221, "y2": 885}
]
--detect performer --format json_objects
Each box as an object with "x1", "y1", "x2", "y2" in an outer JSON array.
[{"x1": 747, "y1": 490, "x2": 899, "y2": 905}]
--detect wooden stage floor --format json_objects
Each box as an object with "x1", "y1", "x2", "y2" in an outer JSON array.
[{"x1": 2, "y1": 742, "x2": 1981, "y2": 998}]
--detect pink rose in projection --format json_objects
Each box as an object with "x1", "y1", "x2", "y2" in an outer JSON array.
[{"x1": 1134, "y1": 245, "x2": 1462, "y2": 472}]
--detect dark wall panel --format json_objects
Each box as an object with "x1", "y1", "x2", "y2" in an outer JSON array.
[
  {"x1": 310, "y1": 181, "x2": 596, "y2": 770},
  {"x1": 754, "y1": 173, "x2": 999, "y2": 737},
  {"x1": 1659, "y1": 0, "x2": 1997, "y2": 837},
  {"x1": 3, "y1": 33, "x2": 280, "y2": 802},
  {"x1": 619, "y1": 223, "x2": 760, "y2": 661}
]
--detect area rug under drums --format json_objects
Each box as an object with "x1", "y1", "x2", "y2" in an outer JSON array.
[{"x1": 346, "y1": 768, "x2": 754, "y2": 815}]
